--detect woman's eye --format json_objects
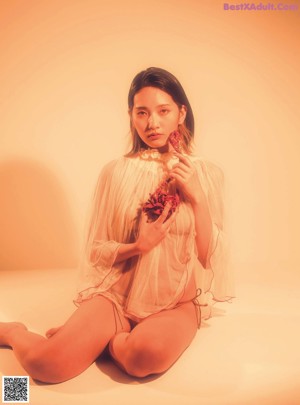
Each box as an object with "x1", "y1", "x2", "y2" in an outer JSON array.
[
  {"x1": 137, "y1": 111, "x2": 147, "y2": 116},
  {"x1": 160, "y1": 109, "x2": 169, "y2": 114}
]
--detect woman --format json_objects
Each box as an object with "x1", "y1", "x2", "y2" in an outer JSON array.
[{"x1": 0, "y1": 67, "x2": 234, "y2": 383}]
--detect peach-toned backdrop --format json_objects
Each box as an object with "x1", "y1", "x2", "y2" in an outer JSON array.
[{"x1": 1, "y1": 1, "x2": 299, "y2": 288}]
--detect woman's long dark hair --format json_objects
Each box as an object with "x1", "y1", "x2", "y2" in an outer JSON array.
[{"x1": 126, "y1": 67, "x2": 195, "y2": 156}]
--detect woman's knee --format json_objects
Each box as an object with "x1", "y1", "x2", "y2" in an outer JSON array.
[
  {"x1": 124, "y1": 336, "x2": 169, "y2": 378},
  {"x1": 23, "y1": 345, "x2": 74, "y2": 384}
]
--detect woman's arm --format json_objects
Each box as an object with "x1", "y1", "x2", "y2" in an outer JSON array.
[
  {"x1": 190, "y1": 192, "x2": 213, "y2": 269},
  {"x1": 169, "y1": 153, "x2": 214, "y2": 269},
  {"x1": 113, "y1": 242, "x2": 141, "y2": 264}
]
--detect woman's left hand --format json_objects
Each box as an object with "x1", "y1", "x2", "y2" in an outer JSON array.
[{"x1": 169, "y1": 152, "x2": 204, "y2": 205}]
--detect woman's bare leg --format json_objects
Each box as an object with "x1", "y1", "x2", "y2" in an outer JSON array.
[
  {"x1": 0, "y1": 296, "x2": 131, "y2": 383},
  {"x1": 109, "y1": 301, "x2": 198, "y2": 377}
]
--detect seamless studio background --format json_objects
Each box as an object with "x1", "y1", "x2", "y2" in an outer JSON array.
[
  {"x1": 1, "y1": 0, "x2": 299, "y2": 281},
  {"x1": 0, "y1": 1, "x2": 299, "y2": 404}
]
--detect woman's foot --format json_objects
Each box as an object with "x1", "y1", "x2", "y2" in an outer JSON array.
[
  {"x1": 45, "y1": 325, "x2": 63, "y2": 339},
  {"x1": 0, "y1": 322, "x2": 27, "y2": 346}
]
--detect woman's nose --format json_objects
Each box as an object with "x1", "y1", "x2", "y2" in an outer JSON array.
[{"x1": 148, "y1": 114, "x2": 159, "y2": 128}]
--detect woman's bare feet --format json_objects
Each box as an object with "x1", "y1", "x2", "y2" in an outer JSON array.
[
  {"x1": 0, "y1": 322, "x2": 27, "y2": 347},
  {"x1": 45, "y1": 325, "x2": 63, "y2": 339}
]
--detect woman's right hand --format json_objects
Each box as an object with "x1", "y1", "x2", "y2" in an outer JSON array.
[{"x1": 136, "y1": 202, "x2": 177, "y2": 254}]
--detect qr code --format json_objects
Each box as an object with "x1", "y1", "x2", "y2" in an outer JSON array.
[{"x1": 2, "y1": 376, "x2": 29, "y2": 403}]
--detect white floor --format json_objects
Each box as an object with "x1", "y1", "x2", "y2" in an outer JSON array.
[{"x1": 1, "y1": 268, "x2": 300, "y2": 405}]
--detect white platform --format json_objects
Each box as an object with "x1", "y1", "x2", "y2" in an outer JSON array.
[{"x1": 1, "y1": 268, "x2": 300, "y2": 405}]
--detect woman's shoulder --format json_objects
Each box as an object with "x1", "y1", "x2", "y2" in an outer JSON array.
[
  {"x1": 96, "y1": 155, "x2": 139, "y2": 185},
  {"x1": 100, "y1": 155, "x2": 131, "y2": 174},
  {"x1": 189, "y1": 154, "x2": 224, "y2": 181},
  {"x1": 189, "y1": 155, "x2": 225, "y2": 198}
]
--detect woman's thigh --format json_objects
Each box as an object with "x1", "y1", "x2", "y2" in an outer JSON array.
[
  {"x1": 123, "y1": 301, "x2": 198, "y2": 376},
  {"x1": 34, "y1": 295, "x2": 131, "y2": 381}
]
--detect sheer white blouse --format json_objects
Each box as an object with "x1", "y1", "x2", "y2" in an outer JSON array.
[{"x1": 74, "y1": 149, "x2": 235, "y2": 323}]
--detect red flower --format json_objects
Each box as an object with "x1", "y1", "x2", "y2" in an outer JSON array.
[
  {"x1": 142, "y1": 130, "x2": 183, "y2": 222},
  {"x1": 169, "y1": 130, "x2": 183, "y2": 153},
  {"x1": 142, "y1": 180, "x2": 180, "y2": 222}
]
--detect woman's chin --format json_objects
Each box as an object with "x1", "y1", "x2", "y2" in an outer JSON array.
[{"x1": 145, "y1": 140, "x2": 169, "y2": 153}]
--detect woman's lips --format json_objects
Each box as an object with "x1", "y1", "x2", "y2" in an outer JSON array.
[{"x1": 148, "y1": 133, "x2": 162, "y2": 140}]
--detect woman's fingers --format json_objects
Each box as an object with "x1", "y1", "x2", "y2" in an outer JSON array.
[
  {"x1": 155, "y1": 202, "x2": 172, "y2": 224},
  {"x1": 142, "y1": 201, "x2": 177, "y2": 232},
  {"x1": 173, "y1": 152, "x2": 193, "y2": 167},
  {"x1": 140, "y1": 210, "x2": 149, "y2": 223},
  {"x1": 171, "y1": 161, "x2": 190, "y2": 174},
  {"x1": 138, "y1": 202, "x2": 176, "y2": 252},
  {"x1": 170, "y1": 167, "x2": 188, "y2": 180},
  {"x1": 162, "y1": 206, "x2": 178, "y2": 228}
]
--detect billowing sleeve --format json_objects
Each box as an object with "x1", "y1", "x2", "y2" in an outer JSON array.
[
  {"x1": 74, "y1": 160, "x2": 124, "y2": 304},
  {"x1": 193, "y1": 159, "x2": 235, "y2": 317},
  {"x1": 84, "y1": 160, "x2": 122, "y2": 269}
]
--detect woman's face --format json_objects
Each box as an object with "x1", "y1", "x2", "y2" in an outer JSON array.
[{"x1": 130, "y1": 86, "x2": 187, "y2": 153}]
